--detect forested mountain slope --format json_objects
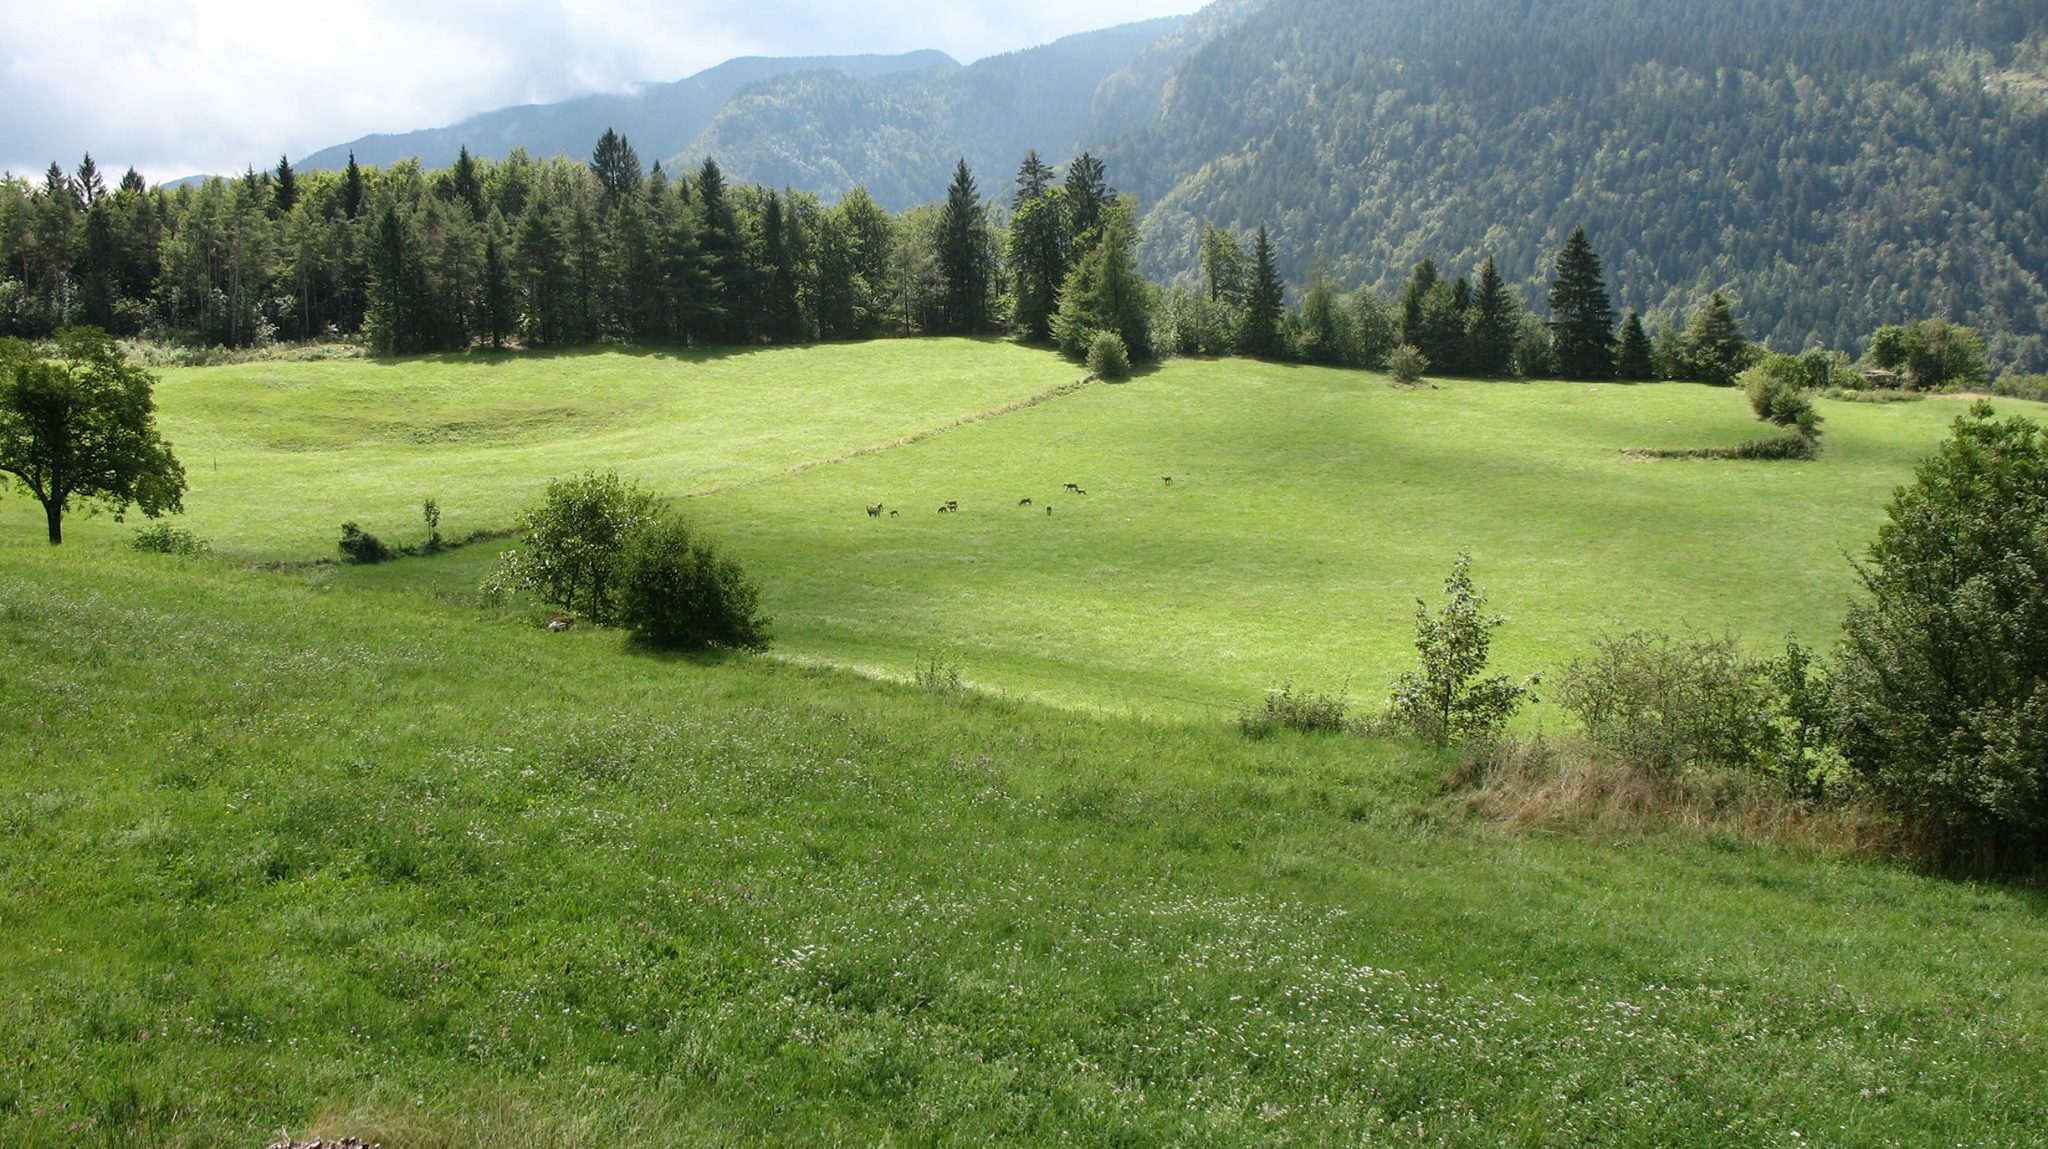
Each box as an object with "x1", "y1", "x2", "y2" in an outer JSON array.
[
  {"x1": 1119, "y1": 0, "x2": 2048, "y2": 366},
  {"x1": 296, "y1": 51, "x2": 955, "y2": 173},
  {"x1": 672, "y1": 18, "x2": 1186, "y2": 209}
]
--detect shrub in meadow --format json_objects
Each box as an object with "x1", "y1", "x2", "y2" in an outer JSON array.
[
  {"x1": 1387, "y1": 343, "x2": 1430, "y2": 385},
  {"x1": 1387, "y1": 550, "x2": 1536, "y2": 746},
  {"x1": 338, "y1": 521, "x2": 392, "y2": 564},
  {"x1": 1086, "y1": 330, "x2": 1131, "y2": 381},
  {"x1": 1836, "y1": 403, "x2": 2048, "y2": 865},
  {"x1": 485, "y1": 471, "x2": 659, "y2": 622},
  {"x1": 131, "y1": 522, "x2": 210, "y2": 556},
  {"x1": 613, "y1": 513, "x2": 769, "y2": 651}
]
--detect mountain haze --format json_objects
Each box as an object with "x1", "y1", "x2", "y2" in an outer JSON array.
[{"x1": 670, "y1": 18, "x2": 1187, "y2": 209}]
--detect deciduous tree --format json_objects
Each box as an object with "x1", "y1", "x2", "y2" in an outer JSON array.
[{"x1": 0, "y1": 328, "x2": 185, "y2": 544}]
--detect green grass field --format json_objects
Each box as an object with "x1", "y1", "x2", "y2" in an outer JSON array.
[
  {"x1": 4, "y1": 339, "x2": 1997, "y2": 718},
  {"x1": 3, "y1": 340, "x2": 2044, "y2": 1146},
  {"x1": 3, "y1": 539, "x2": 2045, "y2": 1147}
]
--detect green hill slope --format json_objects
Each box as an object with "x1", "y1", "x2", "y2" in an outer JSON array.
[
  {"x1": 2, "y1": 341, "x2": 2001, "y2": 720},
  {"x1": 3, "y1": 466, "x2": 2046, "y2": 1146}
]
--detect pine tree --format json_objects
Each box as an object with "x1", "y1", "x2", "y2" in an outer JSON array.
[
  {"x1": 1013, "y1": 149, "x2": 1056, "y2": 208},
  {"x1": 516, "y1": 196, "x2": 569, "y2": 346},
  {"x1": 273, "y1": 155, "x2": 298, "y2": 215},
  {"x1": 342, "y1": 152, "x2": 365, "y2": 220},
  {"x1": 1400, "y1": 257, "x2": 1439, "y2": 348},
  {"x1": 1062, "y1": 152, "x2": 1111, "y2": 251},
  {"x1": 1466, "y1": 256, "x2": 1520, "y2": 377},
  {"x1": 1200, "y1": 223, "x2": 1244, "y2": 304},
  {"x1": 935, "y1": 159, "x2": 992, "y2": 334},
  {"x1": 1675, "y1": 292, "x2": 1753, "y2": 386},
  {"x1": 366, "y1": 202, "x2": 430, "y2": 353},
  {"x1": 1051, "y1": 200, "x2": 1149, "y2": 361},
  {"x1": 451, "y1": 146, "x2": 485, "y2": 222},
  {"x1": 75, "y1": 154, "x2": 106, "y2": 207},
  {"x1": 1240, "y1": 225, "x2": 1286, "y2": 359},
  {"x1": 590, "y1": 128, "x2": 642, "y2": 214},
  {"x1": 481, "y1": 230, "x2": 513, "y2": 349},
  {"x1": 1614, "y1": 310, "x2": 1654, "y2": 380},
  {"x1": 760, "y1": 191, "x2": 805, "y2": 343},
  {"x1": 1547, "y1": 226, "x2": 1615, "y2": 380},
  {"x1": 695, "y1": 158, "x2": 745, "y2": 342}
]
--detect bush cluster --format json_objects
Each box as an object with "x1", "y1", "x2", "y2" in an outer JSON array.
[
  {"x1": 337, "y1": 521, "x2": 393, "y2": 564},
  {"x1": 1085, "y1": 331, "x2": 1131, "y2": 382},
  {"x1": 1239, "y1": 681, "x2": 1350, "y2": 737},
  {"x1": 130, "y1": 522, "x2": 210, "y2": 556},
  {"x1": 614, "y1": 515, "x2": 769, "y2": 651},
  {"x1": 486, "y1": 471, "x2": 769, "y2": 651}
]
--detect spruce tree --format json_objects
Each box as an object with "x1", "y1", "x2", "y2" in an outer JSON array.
[
  {"x1": 1062, "y1": 152, "x2": 1111, "y2": 251},
  {"x1": 1007, "y1": 188, "x2": 1069, "y2": 342},
  {"x1": 75, "y1": 154, "x2": 106, "y2": 206},
  {"x1": 1199, "y1": 223, "x2": 1244, "y2": 304},
  {"x1": 452, "y1": 146, "x2": 485, "y2": 222},
  {"x1": 272, "y1": 155, "x2": 298, "y2": 215},
  {"x1": 1400, "y1": 257, "x2": 1439, "y2": 348},
  {"x1": 1547, "y1": 226, "x2": 1615, "y2": 380},
  {"x1": 1240, "y1": 225, "x2": 1286, "y2": 359},
  {"x1": 1466, "y1": 256, "x2": 1520, "y2": 377},
  {"x1": 590, "y1": 128, "x2": 642, "y2": 214},
  {"x1": 935, "y1": 159, "x2": 992, "y2": 334},
  {"x1": 760, "y1": 191, "x2": 805, "y2": 343},
  {"x1": 1051, "y1": 201, "x2": 1149, "y2": 361},
  {"x1": 481, "y1": 231, "x2": 513, "y2": 349},
  {"x1": 1676, "y1": 292, "x2": 1752, "y2": 386},
  {"x1": 1614, "y1": 310, "x2": 1654, "y2": 380},
  {"x1": 1013, "y1": 150, "x2": 1055, "y2": 208},
  {"x1": 342, "y1": 152, "x2": 365, "y2": 220}
]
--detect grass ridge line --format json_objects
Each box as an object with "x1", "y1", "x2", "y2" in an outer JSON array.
[{"x1": 686, "y1": 374, "x2": 1101, "y2": 498}]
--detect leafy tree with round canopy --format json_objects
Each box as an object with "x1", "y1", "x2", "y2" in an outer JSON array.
[
  {"x1": 0, "y1": 327, "x2": 185, "y2": 544},
  {"x1": 1836, "y1": 403, "x2": 2048, "y2": 866}
]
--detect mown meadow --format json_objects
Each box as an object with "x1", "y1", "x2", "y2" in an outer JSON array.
[
  {"x1": 1, "y1": 339, "x2": 2002, "y2": 718},
  {"x1": 2, "y1": 340, "x2": 2044, "y2": 1146}
]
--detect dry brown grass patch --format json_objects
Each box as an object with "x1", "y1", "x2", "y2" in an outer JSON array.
[{"x1": 1446, "y1": 735, "x2": 1900, "y2": 857}]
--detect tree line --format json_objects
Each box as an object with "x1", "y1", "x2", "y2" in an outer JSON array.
[{"x1": 3, "y1": 132, "x2": 1988, "y2": 394}]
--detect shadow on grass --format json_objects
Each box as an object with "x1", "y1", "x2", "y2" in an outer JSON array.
[{"x1": 367, "y1": 334, "x2": 1062, "y2": 372}]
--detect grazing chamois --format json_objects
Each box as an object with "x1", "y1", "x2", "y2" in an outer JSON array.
[
  {"x1": 938, "y1": 504, "x2": 951, "y2": 514},
  {"x1": 945, "y1": 500, "x2": 959, "y2": 511},
  {"x1": 1063, "y1": 482, "x2": 1080, "y2": 492},
  {"x1": 1018, "y1": 497, "x2": 1032, "y2": 506},
  {"x1": 1074, "y1": 487, "x2": 1087, "y2": 495},
  {"x1": 866, "y1": 503, "x2": 883, "y2": 517},
  {"x1": 1161, "y1": 475, "x2": 1172, "y2": 484},
  {"x1": 1045, "y1": 504, "x2": 1053, "y2": 515},
  {"x1": 889, "y1": 509, "x2": 899, "y2": 517}
]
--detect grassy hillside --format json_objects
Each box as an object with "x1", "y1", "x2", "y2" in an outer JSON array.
[
  {"x1": 5, "y1": 340, "x2": 1998, "y2": 720},
  {"x1": 3, "y1": 536, "x2": 2045, "y2": 1146}
]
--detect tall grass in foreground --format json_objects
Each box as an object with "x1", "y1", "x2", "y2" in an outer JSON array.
[{"x1": 1, "y1": 541, "x2": 2043, "y2": 1146}]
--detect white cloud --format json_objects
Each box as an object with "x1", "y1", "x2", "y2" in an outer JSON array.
[{"x1": 0, "y1": 0, "x2": 1197, "y2": 183}]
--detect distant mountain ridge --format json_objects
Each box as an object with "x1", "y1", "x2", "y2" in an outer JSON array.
[
  {"x1": 286, "y1": 0, "x2": 2048, "y2": 367},
  {"x1": 295, "y1": 50, "x2": 957, "y2": 172},
  {"x1": 1115, "y1": 0, "x2": 2048, "y2": 367},
  {"x1": 668, "y1": 17, "x2": 1188, "y2": 209}
]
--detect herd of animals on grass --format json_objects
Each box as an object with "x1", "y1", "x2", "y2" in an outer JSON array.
[{"x1": 2, "y1": 133, "x2": 2044, "y2": 878}]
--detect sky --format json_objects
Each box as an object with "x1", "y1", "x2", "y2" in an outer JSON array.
[{"x1": 1, "y1": 0, "x2": 1200, "y2": 184}]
